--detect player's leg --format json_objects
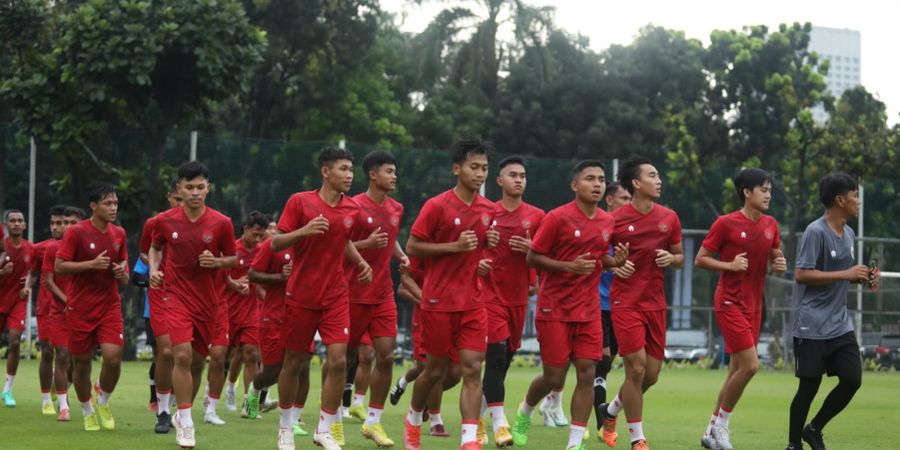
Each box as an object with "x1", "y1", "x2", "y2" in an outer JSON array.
[
  {"x1": 568, "y1": 358, "x2": 598, "y2": 449},
  {"x1": 515, "y1": 361, "x2": 568, "y2": 445},
  {"x1": 317, "y1": 342, "x2": 349, "y2": 446},
  {"x1": 483, "y1": 341, "x2": 511, "y2": 441},
  {"x1": 154, "y1": 334, "x2": 176, "y2": 432},
  {"x1": 788, "y1": 376, "x2": 822, "y2": 449},
  {"x1": 3, "y1": 327, "x2": 23, "y2": 406},
  {"x1": 702, "y1": 357, "x2": 738, "y2": 448},
  {"x1": 239, "y1": 342, "x2": 260, "y2": 417},
  {"x1": 459, "y1": 349, "x2": 487, "y2": 447},
  {"x1": 53, "y1": 344, "x2": 71, "y2": 421},
  {"x1": 39, "y1": 337, "x2": 56, "y2": 414},
  {"x1": 361, "y1": 335, "x2": 396, "y2": 446},
  {"x1": 94, "y1": 342, "x2": 123, "y2": 429},
  {"x1": 291, "y1": 353, "x2": 311, "y2": 436},
  {"x1": 391, "y1": 359, "x2": 423, "y2": 405},
  {"x1": 405, "y1": 353, "x2": 451, "y2": 448},
  {"x1": 349, "y1": 343, "x2": 373, "y2": 419},
  {"x1": 203, "y1": 344, "x2": 228, "y2": 425},
  {"x1": 804, "y1": 335, "x2": 862, "y2": 450},
  {"x1": 70, "y1": 349, "x2": 98, "y2": 430},
  {"x1": 226, "y1": 344, "x2": 242, "y2": 411},
  {"x1": 594, "y1": 348, "x2": 612, "y2": 430}
]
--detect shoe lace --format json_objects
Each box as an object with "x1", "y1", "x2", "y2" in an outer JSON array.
[
  {"x1": 407, "y1": 422, "x2": 421, "y2": 441},
  {"x1": 331, "y1": 423, "x2": 344, "y2": 441}
]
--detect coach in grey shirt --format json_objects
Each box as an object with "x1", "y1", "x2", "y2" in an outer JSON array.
[{"x1": 785, "y1": 172, "x2": 880, "y2": 450}]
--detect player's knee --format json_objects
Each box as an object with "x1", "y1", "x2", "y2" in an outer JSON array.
[
  {"x1": 744, "y1": 358, "x2": 760, "y2": 377},
  {"x1": 375, "y1": 351, "x2": 392, "y2": 369},
  {"x1": 485, "y1": 347, "x2": 507, "y2": 371},
  {"x1": 158, "y1": 346, "x2": 174, "y2": 363},
  {"x1": 327, "y1": 356, "x2": 347, "y2": 376},
  {"x1": 41, "y1": 349, "x2": 54, "y2": 362},
  {"x1": 840, "y1": 371, "x2": 862, "y2": 392},
  {"x1": 173, "y1": 349, "x2": 193, "y2": 367}
]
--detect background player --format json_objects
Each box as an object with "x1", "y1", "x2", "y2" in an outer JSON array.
[{"x1": 1, "y1": 209, "x2": 34, "y2": 408}]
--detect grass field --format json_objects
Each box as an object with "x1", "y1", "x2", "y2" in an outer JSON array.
[{"x1": 2, "y1": 359, "x2": 898, "y2": 449}]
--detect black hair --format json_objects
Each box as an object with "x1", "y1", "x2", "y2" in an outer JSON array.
[
  {"x1": 498, "y1": 155, "x2": 526, "y2": 172},
  {"x1": 819, "y1": 171, "x2": 858, "y2": 207},
  {"x1": 571, "y1": 160, "x2": 605, "y2": 180},
  {"x1": 362, "y1": 150, "x2": 397, "y2": 176},
  {"x1": 318, "y1": 146, "x2": 354, "y2": 168},
  {"x1": 64, "y1": 206, "x2": 86, "y2": 220},
  {"x1": 177, "y1": 161, "x2": 210, "y2": 182},
  {"x1": 734, "y1": 168, "x2": 773, "y2": 202},
  {"x1": 4, "y1": 209, "x2": 24, "y2": 221},
  {"x1": 49, "y1": 205, "x2": 67, "y2": 217},
  {"x1": 618, "y1": 156, "x2": 653, "y2": 195},
  {"x1": 449, "y1": 139, "x2": 490, "y2": 165},
  {"x1": 87, "y1": 183, "x2": 116, "y2": 204},
  {"x1": 242, "y1": 210, "x2": 269, "y2": 229},
  {"x1": 168, "y1": 178, "x2": 180, "y2": 194},
  {"x1": 605, "y1": 181, "x2": 622, "y2": 197}
]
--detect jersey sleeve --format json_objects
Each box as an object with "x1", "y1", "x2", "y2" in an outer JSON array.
[
  {"x1": 529, "y1": 212, "x2": 559, "y2": 255},
  {"x1": 771, "y1": 218, "x2": 782, "y2": 250},
  {"x1": 277, "y1": 195, "x2": 304, "y2": 234},
  {"x1": 669, "y1": 212, "x2": 683, "y2": 246},
  {"x1": 30, "y1": 245, "x2": 44, "y2": 273},
  {"x1": 410, "y1": 199, "x2": 440, "y2": 241},
  {"x1": 219, "y1": 221, "x2": 238, "y2": 257},
  {"x1": 117, "y1": 228, "x2": 129, "y2": 264},
  {"x1": 251, "y1": 240, "x2": 273, "y2": 272},
  {"x1": 140, "y1": 218, "x2": 155, "y2": 254},
  {"x1": 795, "y1": 225, "x2": 823, "y2": 270},
  {"x1": 42, "y1": 246, "x2": 56, "y2": 274},
  {"x1": 701, "y1": 217, "x2": 725, "y2": 253},
  {"x1": 55, "y1": 227, "x2": 79, "y2": 262}
]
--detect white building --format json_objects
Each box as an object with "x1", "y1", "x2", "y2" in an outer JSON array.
[{"x1": 809, "y1": 26, "x2": 861, "y2": 122}]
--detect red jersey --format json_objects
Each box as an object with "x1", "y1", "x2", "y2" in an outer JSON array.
[
  {"x1": 42, "y1": 241, "x2": 70, "y2": 317},
  {"x1": 151, "y1": 207, "x2": 237, "y2": 320},
  {"x1": 277, "y1": 190, "x2": 359, "y2": 310},
  {"x1": 31, "y1": 239, "x2": 55, "y2": 316},
  {"x1": 478, "y1": 201, "x2": 545, "y2": 306},
  {"x1": 251, "y1": 238, "x2": 292, "y2": 322},
  {"x1": 702, "y1": 211, "x2": 781, "y2": 311},
  {"x1": 410, "y1": 189, "x2": 494, "y2": 312},
  {"x1": 225, "y1": 238, "x2": 260, "y2": 326},
  {"x1": 55, "y1": 220, "x2": 128, "y2": 322},
  {"x1": 530, "y1": 202, "x2": 614, "y2": 322},
  {"x1": 344, "y1": 193, "x2": 404, "y2": 304},
  {"x1": 0, "y1": 237, "x2": 34, "y2": 313},
  {"x1": 610, "y1": 203, "x2": 682, "y2": 311}
]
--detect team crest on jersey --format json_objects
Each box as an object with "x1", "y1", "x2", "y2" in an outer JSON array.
[
  {"x1": 602, "y1": 231, "x2": 610, "y2": 242},
  {"x1": 522, "y1": 220, "x2": 532, "y2": 230},
  {"x1": 24, "y1": 256, "x2": 30, "y2": 263},
  {"x1": 114, "y1": 243, "x2": 121, "y2": 252},
  {"x1": 391, "y1": 216, "x2": 400, "y2": 226},
  {"x1": 482, "y1": 215, "x2": 491, "y2": 226},
  {"x1": 343, "y1": 217, "x2": 353, "y2": 228},
  {"x1": 627, "y1": 225, "x2": 635, "y2": 232},
  {"x1": 659, "y1": 223, "x2": 669, "y2": 233},
  {"x1": 202, "y1": 233, "x2": 213, "y2": 244},
  {"x1": 765, "y1": 230, "x2": 774, "y2": 239}
]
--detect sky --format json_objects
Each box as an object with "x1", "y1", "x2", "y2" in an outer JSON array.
[{"x1": 381, "y1": 0, "x2": 900, "y2": 124}]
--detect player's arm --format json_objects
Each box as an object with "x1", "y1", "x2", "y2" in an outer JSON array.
[
  {"x1": 398, "y1": 271, "x2": 421, "y2": 304},
  {"x1": 354, "y1": 226, "x2": 388, "y2": 250},
  {"x1": 148, "y1": 245, "x2": 165, "y2": 288},
  {"x1": 769, "y1": 247, "x2": 788, "y2": 273},
  {"x1": 600, "y1": 242, "x2": 629, "y2": 269},
  {"x1": 346, "y1": 241, "x2": 373, "y2": 283},
  {"x1": 55, "y1": 250, "x2": 112, "y2": 275},
  {"x1": 271, "y1": 215, "x2": 329, "y2": 251},
  {"x1": 248, "y1": 268, "x2": 287, "y2": 286},
  {"x1": 392, "y1": 241, "x2": 409, "y2": 266},
  {"x1": 655, "y1": 242, "x2": 685, "y2": 269},
  {"x1": 406, "y1": 233, "x2": 477, "y2": 257},
  {"x1": 42, "y1": 272, "x2": 67, "y2": 304},
  {"x1": 526, "y1": 249, "x2": 596, "y2": 275},
  {"x1": 695, "y1": 246, "x2": 747, "y2": 273},
  {"x1": 795, "y1": 266, "x2": 870, "y2": 286}
]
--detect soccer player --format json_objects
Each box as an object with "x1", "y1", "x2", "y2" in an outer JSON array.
[
  {"x1": 598, "y1": 156, "x2": 683, "y2": 450},
  {"x1": 1, "y1": 209, "x2": 35, "y2": 408},
  {"x1": 695, "y1": 168, "x2": 787, "y2": 450},
  {"x1": 343, "y1": 149, "x2": 407, "y2": 447},
  {"x1": 42, "y1": 206, "x2": 84, "y2": 421},
  {"x1": 402, "y1": 139, "x2": 499, "y2": 450},
  {"x1": 149, "y1": 161, "x2": 238, "y2": 448},
  {"x1": 786, "y1": 172, "x2": 879, "y2": 450},
  {"x1": 27, "y1": 205, "x2": 67, "y2": 414},
  {"x1": 272, "y1": 146, "x2": 373, "y2": 450},
  {"x1": 478, "y1": 155, "x2": 545, "y2": 446},
  {"x1": 224, "y1": 211, "x2": 267, "y2": 420},
  {"x1": 593, "y1": 182, "x2": 632, "y2": 435},
  {"x1": 510, "y1": 160, "x2": 627, "y2": 450},
  {"x1": 55, "y1": 184, "x2": 129, "y2": 432}
]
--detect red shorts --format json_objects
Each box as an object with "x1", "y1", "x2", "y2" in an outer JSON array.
[
  {"x1": 412, "y1": 308, "x2": 425, "y2": 362},
  {"x1": 261, "y1": 318, "x2": 315, "y2": 366},
  {"x1": 0, "y1": 301, "x2": 26, "y2": 334},
  {"x1": 37, "y1": 314, "x2": 50, "y2": 342},
  {"x1": 230, "y1": 322, "x2": 260, "y2": 347},
  {"x1": 47, "y1": 313, "x2": 68, "y2": 348},
  {"x1": 282, "y1": 301, "x2": 349, "y2": 353},
  {"x1": 148, "y1": 288, "x2": 169, "y2": 336},
  {"x1": 349, "y1": 301, "x2": 397, "y2": 345},
  {"x1": 420, "y1": 308, "x2": 487, "y2": 363},
  {"x1": 211, "y1": 300, "x2": 230, "y2": 348},
  {"x1": 613, "y1": 309, "x2": 667, "y2": 360},
  {"x1": 485, "y1": 303, "x2": 527, "y2": 351},
  {"x1": 536, "y1": 319, "x2": 603, "y2": 367},
  {"x1": 67, "y1": 306, "x2": 124, "y2": 356},
  {"x1": 717, "y1": 308, "x2": 762, "y2": 353},
  {"x1": 168, "y1": 300, "x2": 226, "y2": 357}
]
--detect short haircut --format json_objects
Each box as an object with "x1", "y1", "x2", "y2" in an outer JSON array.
[
  {"x1": 498, "y1": 155, "x2": 526, "y2": 172},
  {"x1": 734, "y1": 168, "x2": 773, "y2": 202},
  {"x1": 618, "y1": 156, "x2": 653, "y2": 195},
  {"x1": 177, "y1": 161, "x2": 210, "y2": 182},
  {"x1": 449, "y1": 139, "x2": 490, "y2": 165},
  {"x1": 49, "y1": 204, "x2": 67, "y2": 217},
  {"x1": 605, "y1": 181, "x2": 622, "y2": 197},
  {"x1": 362, "y1": 150, "x2": 397, "y2": 176},
  {"x1": 819, "y1": 172, "x2": 858, "y2": 207},
  {"x1": 318, "y1": 146, "x2": 354, "y2": 168},
  {"x1": 87, "y1": 183, "x2": 116, "y2": 204},
  {"x1": 4, "y1": 209, "x2": 23, "y2": 221},
  {"x1": 243, "y1": 210, "x2": 269, "y2": 229},
  {"x1": 168, "y1": 178, "x2": 180, "y2": 194},
  {"x1": 572, "y1": 160, "x2": 605, "y2": 180},
  {"x1": 64, "y1": 206, "x2": 86, "y2": 219}
]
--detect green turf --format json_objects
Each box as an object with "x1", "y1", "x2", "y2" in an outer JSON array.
[{"x1": 2, "y1": 359, "x2": 898, "y2": 449}]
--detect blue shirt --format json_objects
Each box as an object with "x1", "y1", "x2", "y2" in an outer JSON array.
[
  {"x1": 133, "y1": 258, "x2": 151, "y2": 319},
  {"x1": 599, "y1": 245, "x2": 613, "y2": 311}
]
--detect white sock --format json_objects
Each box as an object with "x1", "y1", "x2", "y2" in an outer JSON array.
[
  {"x1": 292, "y1": 405, "x2": 304, "y2": 423},
  {"x1": 317, "y1": 408, "x2": 337, "y2": 434},
  {"x1": 607, "y1": 394, "x2": 623, "y2": 416},
  {"x1": 249, "y1": 383, "x2": 260, "y2": 396},
  {"x1": 480, "y1": 396, "x2": 488, "y2": 417},
  {"x1": 704, "y1": 411, "x2": 718, "y2": 437},
  {"x1": 551, "y1": 389, "x2": 563, "y2": 407},
  {"x1": 715, "y1": 406, "x2": 732, "y2": 428},
  {"x1": 407, "y1": 408, "x2": 423, "y2": 426},
  {"x1": 627, "y1": 420, "x2": 645, "y2": 442},
  {"x1": 488, "y1": 405, "x2": 508, "y2": 431},
  {"x1": 568, "y1": 424, "x2": 586, "y2": 448},
  {"x1": 519, "y1": 401, "x2": 534, "y2": 417},
  {"x1": 430, "y1": 411, "x2": 444, "y2": 426},
  {"x1": 461, "y1": 422, "x2": 478, "y2": 445},
  {"x1": 226, "y1": 382, "x2": 235, "y2": 394},
  {"x1": 157, "y1": 391, "x2": 171, "y2": 415},
  {"x1": 280, "y1": 406, "x2": 293, "y2": 429},
  {"x1": 58, "y1": 392, "x2": 69, "y2": 411},
  {"x1": 178, "y1": 407, "x2": 194, "y2": 428},
  {"x1": 4, "y1": 373, "x2": 15, "y2": 391},
  {"x1": 97, "y1": 389, "x2": 112, "y2": 406},
  {"x1": 398, "y1": 377, "x2": 409, "y2": 389},
  {"x1": 352, "y1": 392, "x2": 365, "y2": 407},
  {"x1": 81, "y1": 400, "x2": 94, "y2": 415},
  {"x1": 366, "y1": 405, "x2": 384, "y2": 425},
  {"x1": 42, "y1": 392, "x2": 52, "y2": 403},
  {"x1": 206, "y1": 396, "x2": 219, "y2": 415}
]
